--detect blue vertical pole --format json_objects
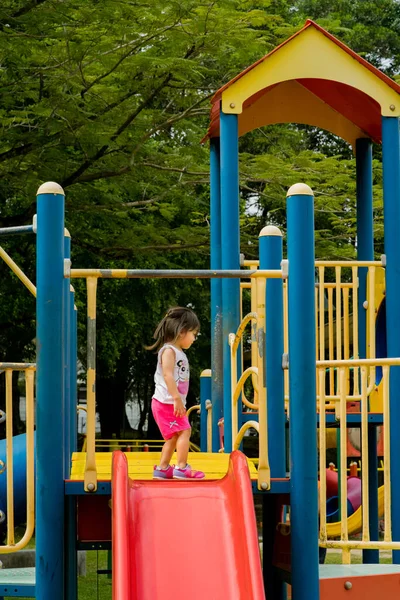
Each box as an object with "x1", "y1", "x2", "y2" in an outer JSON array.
[
  {"x1": 70, "y1": 295, "x2": 78, "y2": 454},
  {"x1": 220, "y1": 112, "x2": 240, "y2": 453},
  {"x1": 200, "y1": 370, "x2": 212, "y2": 452},
  {"x1": 63, "y1": 232, "x2": 71, "y2": 478},
  {"x1": 260, "y1": 225, "x2": 286, "y2": 599},
  {"x1": 382, "y1": 116, "x2": 400, "y2": 564},
  {"x1": 36, "y1": 181, "x2": 65, "y2": 600},
  {"x1": 66, "y1": 274, "x2": 78, "y2": 600},
  {"x1": 260, "y1": 226, "x2": 286, "y2": 477},
  {"x1": 287, "y1": 184, "x2": 319, "y2": 600},
  {"x1": 356, "y1": 138, "x2": 379, "y2": 564},
  {"x1": 356, "y1": 138, "x2": 374, "y2": 359},
  {"x1": 210, "y1": 138, "x2": 224, "y2": 452}
]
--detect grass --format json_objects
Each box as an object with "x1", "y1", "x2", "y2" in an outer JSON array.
[
  {"x1": 77, "y1": 551, "x2": 112, "y2": 600},
  {"x1": 325, "y1": 550, "x2": 393, "y2": 565}
]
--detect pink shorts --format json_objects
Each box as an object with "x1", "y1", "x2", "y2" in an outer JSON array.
[{"x1": 152, "y1": 398, "x2": 191, "y2": 440}]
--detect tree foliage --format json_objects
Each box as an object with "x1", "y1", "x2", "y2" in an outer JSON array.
[{"x1": 0, "y1": 0, "x2": 397, "y2": 436}]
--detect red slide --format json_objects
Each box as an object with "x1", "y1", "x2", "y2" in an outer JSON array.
[{"x1": 112, "y1": 450, "x2": 265, "y2": 600}]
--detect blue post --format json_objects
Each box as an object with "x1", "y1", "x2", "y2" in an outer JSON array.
[
  {"x1": 260, "y1": 226, "x2": 287, "y2": 600},
  {"x1": 70, "y1": 296, "x2": 78, "y2": 453},
  {"x1": 356, "y1": 138, "x2": 374, "y2": 360},
  {"x1": 64, "y1": 232, "x2": 71, "y2": 478},
  {"x1": 356, "y1": 138, "x2": 379, "y2": 564},
  {"x1": 287, "y1": 184, "x2": 319, "y2": 600},
  {"x1": 66, "y1": 275, "x2": 78, "y2": 600},
  {"x1": 260, "y1": 226, "x2": 286, "y2": 477},
  {"x1": 210, "y1": 138, "x2": 224, "y2": 452},
  {"x1": 382, "y1": 116, "x2": 400, "y2": 564},
  {"x1": 220, "y1": 112, "x2": 240, "y2": 453},
  {"x1": 36, "y1": 181, "x2": 65, "y2": 600},
  {"x1": 200, "y1": 370, "x2": 212, "y2": 452}
]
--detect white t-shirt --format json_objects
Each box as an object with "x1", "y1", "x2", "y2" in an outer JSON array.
[{"x1": 153, "y1": 344, "x2": 190, "y2": 406}]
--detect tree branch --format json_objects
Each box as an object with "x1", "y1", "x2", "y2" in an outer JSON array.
[
  {"x1": 75, "y1": 239, "x2": 209, "y2": 257},
  {"x1": 81, "y1": 22, "x2": 181, "y2": 97},
  {"x1": 142, "y1": 163, "x2": 208, "y2": 176},
  {"x1": 129, "y1": 91, "x2": 213, "y2": 161},
  {"x1": 61, "y1": 74, "x2": 172, "y2": 188},
  {"x1": 2, "y1": 0, "x2": 48, "y2": 22}
]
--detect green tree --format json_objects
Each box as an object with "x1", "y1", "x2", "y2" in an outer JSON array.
[
  {"x1": 0, "y1": 0, "x2": 291, "y2": 437},
  {"x1": 0, "y1": 0, "x2": 398, "y2": 437}
]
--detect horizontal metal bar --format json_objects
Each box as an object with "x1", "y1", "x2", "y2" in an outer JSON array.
[
  {"x1": 321, "y1": 540, "x2": 400, "y2": 549},
  {"x1": 0, "y1": 225, "x2": 34, "y2": 237},
  {"x1": 243, "y1": 259, "x2": 383, "y2": 267},
  {"x1": 0, "y1": 363, "x2": 36, "y2": 370},
  {"x1": 69, "y1": 269, "x2": 283, "y2": 280},
  {"x1": 317, "y1": 357, "x2": 400, "y2": 368}
]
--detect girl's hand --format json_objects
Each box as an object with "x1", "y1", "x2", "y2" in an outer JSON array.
[{"x1": 173, "y1": 397, "x2": 186, "y2": 418}]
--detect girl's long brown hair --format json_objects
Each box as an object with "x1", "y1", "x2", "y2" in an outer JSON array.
[{"x1": 146, "y1": 306, "x2": 200, "y2": 352}]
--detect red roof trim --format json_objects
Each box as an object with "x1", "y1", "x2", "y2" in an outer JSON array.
[{"x1": 203, "y1": 20, "x2": 400, "y2": 142}]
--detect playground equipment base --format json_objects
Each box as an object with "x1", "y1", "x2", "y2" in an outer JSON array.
[
  {"x1": 70, "y1": 450, "x2": 259, "y2": 480},
  {"x1": 319, "y1": 564, "x2": 400, "y2": 598},
  {"x1": 0, "y1": 567, "x2": 35, "y2": 598}
]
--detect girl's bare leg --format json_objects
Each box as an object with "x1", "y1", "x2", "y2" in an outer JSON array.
[
  {"x1": 176, "y1": 429, "x2": 191, "y2": 469},
  {"x1": 159, "y1": 434, "x2": 178, "y2": 468}
]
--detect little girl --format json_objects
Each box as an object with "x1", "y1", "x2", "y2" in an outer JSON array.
[{"x1": 147, "y1": 306, "x2": 205, "y2": 480}]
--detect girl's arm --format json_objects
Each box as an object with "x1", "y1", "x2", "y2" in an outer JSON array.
[{"x1": 161, "y1": 348, "x2": 186, "y2": 417}]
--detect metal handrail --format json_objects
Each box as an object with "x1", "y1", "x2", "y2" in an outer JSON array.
[
  {"x1": 229, "y1": 277, "x2": 271, "y2": 491},
  {"x1": 318, "y1": 358, "x2": 398, "y2": 561},
  {"x1": 0, "y1": 365, "x2": 35, "y2": 553}
]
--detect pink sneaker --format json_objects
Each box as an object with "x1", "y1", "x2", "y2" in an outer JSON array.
[
  {"x1": 173, "y1": 464, "x2": 205, "y2": 480},
  {"x1": 153, "y1": 465, "x2": 174, "y2": 480}
]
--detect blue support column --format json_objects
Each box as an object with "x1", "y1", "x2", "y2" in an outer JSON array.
[
  {"x1": 220, "y1": 112, "x2": 240, "y2": 452},
  {"x1": 260, "y1": 226, "x2": 286, "y2": 477},
  {"x1": 260, "y1": 226, "x2": 287, "y2": 600},
  {"x1": 210, "y1": 138, "x2": 224, "y2": 452},
  {"x1": 356, "y1": 138, "x2": 374, "y2": 359},
  {"x1": 382, "y1": 116, "x2": 400, "y2": 564},
  {"x1": 66, "y1": 285, "x2": 78, "y2": 600},
  {"x1": 287, "y1": 184, "x2": 319, "y2": 600},
  {"x1": 63, "y1": 232, "x2": 71, "y2": 478},
  {"x1": 200, "y1": 369, "x2": 212, "y2": 452},
  {"x1": 36, "y1": 181, "x2": 65, "y2": 600},
  {"x1": 70, "y1": 296, "x2": 78, "y2": 453},
  {"x1": 356, "y1": 138, "x2": 379, "y2": 564}
]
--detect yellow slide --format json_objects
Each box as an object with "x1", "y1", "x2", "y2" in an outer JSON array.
[{"x1": 326, "y1": 486, "x2": 385, "y2": 537}]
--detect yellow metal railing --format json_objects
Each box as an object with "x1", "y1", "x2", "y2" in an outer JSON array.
[
  {"x1": 80, "y1": 404, "x2": 206, "y2": 454},
  {"x1": 318, "y1": 357, "x2": 399, "y2": 563},
  {"x1": 82, "y1": 437, "x2": 201, "y2": 453},
  {"x1": 244, "y1": 259, "x2": 384, "y2": 409},
  {"x1": 0, "y1": 364, "x2": 35, "y2": 553},
  {"x1": 72, "y1": 267, "x2": 283, "y2": 491},
  {"x1": 0, "y1": 246, "x2": 36, "y2": 297},
  {"x1": 230, "y1": 277, "x2": 272, "y2": 491},
  {"x1": 84, "y1": 276, "x2": 97, "y2": 492}
]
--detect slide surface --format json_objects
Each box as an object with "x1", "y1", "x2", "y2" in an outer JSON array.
[{"x1": 112, "y1": 450, "x2": 265, "y2": 600}]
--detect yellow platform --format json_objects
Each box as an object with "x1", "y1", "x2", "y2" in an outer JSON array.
[{"x1": 70, "y1": 451, "x2": 258, "y2": 481}]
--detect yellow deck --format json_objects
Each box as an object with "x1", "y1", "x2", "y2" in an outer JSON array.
[{"x1": 70, "y1": 452, "x2": 258, "y2": 481}]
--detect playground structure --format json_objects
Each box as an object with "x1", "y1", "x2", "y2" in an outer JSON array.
[{"x1": 1, "y1": 17, "x2": 400, "y2": 600}]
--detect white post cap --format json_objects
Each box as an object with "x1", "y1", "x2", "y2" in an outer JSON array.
[
  {"x1": 200, "y1": 369, "x2": 212, "y2": 377},
  {"x1": 259, "y1": 225, "x2": 282, "y2": 237},
  {"x1": 286, "y1": 183, "x2": 314, "y2": 197},
  {"x1": 36, "y1": 182, "x2": 65, "y2": 196}
]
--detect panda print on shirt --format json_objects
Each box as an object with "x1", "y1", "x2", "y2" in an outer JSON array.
[{"x1": 176, "y1": 358, "x2": 190, "y2": 396}]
